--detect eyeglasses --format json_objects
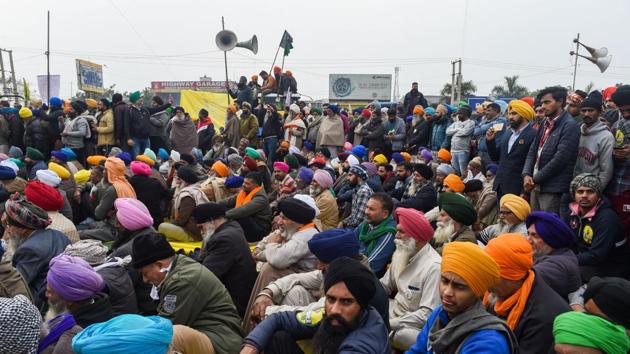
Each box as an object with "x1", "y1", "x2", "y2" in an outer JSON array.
[{"x1": 498, "y1": 210, "x2": 513, "y2": 216}]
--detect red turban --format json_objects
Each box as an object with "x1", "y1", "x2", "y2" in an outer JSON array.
[
  {"x1": 244, "y1": 156, "x2": 258, "y2": 171},
  {"x1": 394, "y1": 208, "x2": 434, "y2": 242},
  {"x1": 25, "y1": 180, "x2": 64, "y2": 211}
]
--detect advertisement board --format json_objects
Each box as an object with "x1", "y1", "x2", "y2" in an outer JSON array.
[
  {"x1": 151, "y1": 81, "x2": 236, "y2": 93},
  {"x1": 75, "y1": 59, "x2": 104, "y2": 94},
  {"x1": 36, "y1": 74, "x2": 60, "y2": 102},
  {"x1": 329, "y1": 74, "x2": 392, "y2": 101}
]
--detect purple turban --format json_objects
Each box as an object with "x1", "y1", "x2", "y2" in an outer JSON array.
[
  {"x1": 115, "y1": 198, "x2": 153, "y2": 231},
  {"x1": 361, "y1": 162, "x2": 377, "y2": 177},
  {"x1": 525, "y1": 211, "x2": 576, "y2": 249},
  {"x1": 47, "y1": 254, "x2": 104, "y2": 301},
  {"x1": 313, "y1": 169, "x2": 333, "y2": 189},
  {"x1": 298, "y1": 167, "x2": 314, "y2": 185},
  {"x1": 421, "y1": 149, "x2": 432, "y2": 162}
]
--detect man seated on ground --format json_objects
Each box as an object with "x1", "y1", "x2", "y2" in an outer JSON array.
[
  {"x1": 0, "y1": 295, "x2": 43, "y2": 354},
  {"x1": 193, "y1": 202, "x2": 257, "y2": 318},
  {"x1": 381, "y1": 208, "x2": 441, "y2": 351},
  {"x1": 199, "y1": 160, "x2": 231, "y2": 202},
  {"x1": 464, "y1": 179, "x2": 498, "y2": 232},
  {"x1": 463, "y1": 157, "x2": 486, "y2": 184},
  {"x1": 406, "y1": 242, "x2": 517, "y2": 354},
  {"x1": 25, "y1": 180, "x2": 79, "y2": 243},
  {"x1": 578, "y1": 276, "x2": 630, "y2": 335},
  {"x1": 4, "y1": 193, "x2": 70, "y2": 307},
  {"x1": 356, "y1": 192, "x2": 396, "y2": 278},
  {"x1": 339, "y1": 165, "x2": 374, "y2": 229},
  {"x1": 484, "y1": 233, "x2": 570, "y2": 354},
  {"x1": 390, "y1": 161, "x2": 413, "y2": 201},
  {"x1": 221, "y1": 171, "x2": 272, "y2": 242},
  {"x1": 0, "y1": 241, "x2": 31, "y2": 300},
  {"x1": 525, "y1": 211, "x2": 581, "y2": 300},
  {"x1": 478, "y1": 193, "x2": 530, "y2": 244},
  {"x1": 310, "y1": 169, "x2": 338, "y2": 230},
  {"x1": 433, "y1": 163, "x2": 455, "y2": 191},
  {"x1": 553, "y1": 311, "x2": 630, "y2": 354},
  {"x1": 431, "y1": 192, "x2": 477, "y2": 255},
  {"x1": 132, "y1": 232, "x2": 243, "y2": 354},
  {"x1": 241, "y1": 257, "x2": 390, "y2": 354},
  {"x1": 41, "y1": 254, "x2": 114, "y2": 354},
  {"x1": 248, "y1": 228, "x2": 390, "y2": 329},
  {"x1": 397, "y1": 163, "x2": 437, "y2": 213},
  {"x1": 568, "y1": 173, "x2": 630, "y2": 281},
  {"x1": 269, "y1": 161, "x2": 296, "y2": 206}
]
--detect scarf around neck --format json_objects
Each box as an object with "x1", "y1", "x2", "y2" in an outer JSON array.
[
  {"x1": 483, "y1": 270, "x2": 535, "y2": 330},
  {"x1": 359, "y1": 215, "x2": 396, "y2": 255},
  {"x1": 236, "y1": 185, "x2": 263, "y2": 207}
]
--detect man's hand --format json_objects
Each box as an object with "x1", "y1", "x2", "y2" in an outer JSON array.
[
  {"x1": 240, "y1": 344, "x2": 258, "y2": 354},
  {"x1": 485, "y1": 127, "x2": 496, "y2": 141},
  {"x1": 523, "y1": 175, "x2": 535, "y2": 192},
  {"x1": 613, "y1": 145, "x2": 630, "y2": 160},
  {"x1": 267, "y1": 230, "x2": 282, "y2": 244},
  {"x1": 570, "y1": 304, "x2": 585, "y2": 312},
  {"x1": 127, "y1": 138, "x2": 135, "y2": 147},
  {"x1": 250, "y1": 293, "x2": 274, "y2": 323}
]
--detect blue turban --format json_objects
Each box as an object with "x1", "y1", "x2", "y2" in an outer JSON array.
[
  {"x1": 298, "y1": 167, "x2": 314, "y2": 185},
  {"x1": 486, "y1": 163, "x2": 498, "y2": 175},
  {"x1": 0, "y1": 166, "x2": 16, "y2": 180},
  {"x1": 158, "y1": 148, "x2": 169, "y2": 161},
  {"x1": 308, "y1": 229, "x2": 360, "y2": 263},
  {"x1": 351, "y1": 145, "x2": 367, "y2": 159},
  {"x1": 392, "y1": 152, "x2": 405, "y2": 164},
  {"x1": 116, "y1": 152, "x2": 132, "y2": 165},
  {"x1": 51, "y1": 150, "x2": 68, "y2": 162},
  {"x1": 49, "y1": 97, "x2": 63, "y2": 107},
  {"x1": 525, "y1": 211, "x2": 576, "y2": 249},
  {"x1": 328, "y1": 104, "x2": 340, "y2": 114},
  {"x1": 61, "y1": 147, "x2": 77, "y2": 161},
  {"x1": 406, "y1": 115, "x2": 414, "y2": 123},
  {"x1": 71, "y1": 314, "x2": 173, "y2": 354},
  {"x1": 425, "y1": 107, "x2": 436, "y2": 115},
  {"x1": 225, "y1": 176, "x2": 244, "y2": 188},
  {"x1": 8, "y1": 146, "x2": 23, "y2": 159},
  {"x1": 371, "y1": 100, "x2": 382, "y2": 111},
  {"x1": 303, "y1": 140, "x2": 314, "y2": 151},
  {"x1": 349, "y1": 165, "x2": 368, "y2": 180}
]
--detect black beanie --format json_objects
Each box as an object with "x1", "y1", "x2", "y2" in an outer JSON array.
[
  {"x1": 180, "y1": 153, "x2": 195, "y2": 165},
  {"x1": 464, "y1": 179, "x2": 484, "y2": 193},
  {"x1": 176, "y1": 165, "x2": 198, "y2": 184},
  {"x1": 414, "y1": 163, "x2": 433, "y2": 180},
  {"x1": 132, "y1": 232, "x2": 175, "y2": 268},
  {"x1": 580, "y1": 90, "x2": 603, "y2": 111},
  {"x1": 192, "y1": 203, "x2": 227, "y2": 223},
  {"x1": 324, "y1": 256, "x2": 376, "y2": 309},
  {"x1": 277, "y1": 197, "x2": 316, "y2": 224},
  {"x1": 584, "y1": 276, "x2": 630, "y2": 328},
  {"x1": 611, "y1": 85, "x2": 630, "y2": 107}
]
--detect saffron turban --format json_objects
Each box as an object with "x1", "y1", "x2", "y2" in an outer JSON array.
[
  {"x1": 485, "y1": 233, "x2": 533, "y2": 280},
  {"x1": 87, "y1": 155, "x2": 107, "y2": 166},
  {"x1": 437, "y1": 148, "x2": 452, "y2": 162},
  {"x1": 444, "y1": 174, "x2": 465, "y2": 193},
  {"x1": 373, "y1": 154, "x2": 388, "y2": 166},
  {"x1": 135, "y1": 154, "x2": 155, "y2": 167},
  {"x1": 211, "y1": 161, "x2": 229, "y2": 177},
  {"x1": 47, "y1": 254, "x2": 104, "y2": 301},
  {"x1": 442, "y1": 242, "x2": 500, "y2": 297},
  {"x1": 394, "y1": 208, "x2": 433, "y2": 242}
]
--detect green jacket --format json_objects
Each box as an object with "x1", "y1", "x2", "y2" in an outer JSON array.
[
  {"x1": 158, "y1": 255, "x2": 243, "y2": 354},
  {"x1": 222, "y1": 188, "x2": 272, "y2": 232}
]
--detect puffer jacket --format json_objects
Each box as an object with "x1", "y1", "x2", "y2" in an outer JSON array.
[{"x1": 24, "y1": 117, "x2": 51, "y2": 155}]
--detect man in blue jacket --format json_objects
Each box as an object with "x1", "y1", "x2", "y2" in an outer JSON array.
[
  {"x1": 355, "y1": 193, "x2": 396, "y2": 278},
  {"x1": 241, "y1": 256, "x2": 390, "y2": 354},
  {"x1": 475, "y1": 102, "x2": 508, "y2": 167},
  {"x1": 523, "y1": 86, "x2": 580, "y2": 214}
]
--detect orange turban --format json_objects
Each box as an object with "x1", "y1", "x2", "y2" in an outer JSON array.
[
  {"x1": 87, "y1": 155, "x2": 107, "y2": 166},
  {"x1": 485, "y1": 233, "x2": 533, "y2": 281},
  {"x1": 413, "y1": 106, "x2": 424, "y2": 115},
  {"x1": 211, "y1": 161, "x2": 229, "y2": 178},
  {"x1": 400, "y1": 152, "x2": 412, "y2": 162},
  {"x1": 500, "y1": 194, "x2": 531, "y2": 221},
  {"x1": 135, "y1": 154, "x2": 155, "y2": 167},
  {"x1": 444, "y1": 174, "x2": 465, "y2": 193},
  {"x1": 437, "y1": 148, "x2": 452, "y2": 162},
  {"x1": 442, "y1": 242, "x2": 500, "y2": 297}
]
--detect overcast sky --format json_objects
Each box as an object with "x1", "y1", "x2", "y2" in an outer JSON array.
[{"x1": 2, "y1": 0, "x2": 629, "y2": 101}]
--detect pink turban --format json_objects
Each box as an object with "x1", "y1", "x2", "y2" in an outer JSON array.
[
  {"x1": 115, "y1": 198, "x2": 153, "y2": 231},
  {"x1": 344, "y1": 142, "x2": 353, "y2": 151},
  {"x1": 394, "y1": 208, "x2": 434, "y2": 242},
  {"x1": 313, "y1": 169, "x2": 333, "y2": 189},
  {"x1": 130, "y1": 161, "x2": 152, "y2": 177},
  {"x1": 47, "y1": 254, "x2": 104, "y2": 301},
  {"x1": 273, "y1": 161, "x2": 290, "y2": 174}
]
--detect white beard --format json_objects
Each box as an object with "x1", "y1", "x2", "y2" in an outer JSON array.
[
  {"x1": 391, "y1": 238, "x2": 417, "y2": 279},
  {"x1": 433, "y1": 220, "x2": 455, "y2": 246},
  {"x1": 496, "y1": 220, "x2": 513, "y2": 234},
  {"x1": 44, "y1": 299, "x2": 68, "y2": 322},
  {"x1": 3, "y1": 234, "x2": 22, "y2": 261}
]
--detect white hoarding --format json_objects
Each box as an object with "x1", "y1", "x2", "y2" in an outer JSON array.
[{"x1": 329, "y1": 74, "x2": 392, "y2": 101}]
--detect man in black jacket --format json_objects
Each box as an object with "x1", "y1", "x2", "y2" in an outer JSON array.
[
  {"x1": 197, "y1": 109, "x2": 215, "y2": 154},
  {"x1": 193, "y1": 202, "x2": 257, "y2": 317},
  {"x1": 46, "y1": 97, "x2": 66, "y2": 151},
  {"x1": 523, "y1": 87, "x2": 580, "y2": 214},
  {"x1": 403, "y1": 82, "x2": 428, "y2": 116},
  {"x1": 112, "y1": 93, "x2": 128, "y2": 150},
  {"x1": 487, "y1": 99, "x2": 538, "y2": 198},
  {"x1": 228, "y1": 76, "x2": 254, "y2": 108},
  {"x1": 124, "y1": 91, "x2": 152, "y2": 158}
]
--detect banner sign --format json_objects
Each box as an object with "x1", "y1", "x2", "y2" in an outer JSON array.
[
  {"x1": 329, "y1": 74, "x2": 392, "y2": 101},
  {"x1": 75, "y1": 59, "x2": 104, "y2": 94},
  {"x1": 151, "y1": 81, "x2": 236, "y2": 92},
  {"x1": 36, "y1": 74, "x2": 60, "y2": 102}
]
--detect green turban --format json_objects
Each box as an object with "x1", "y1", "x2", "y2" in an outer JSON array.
[{"x1": 553, "y1": 311, "x2": 630, "y2": 354}]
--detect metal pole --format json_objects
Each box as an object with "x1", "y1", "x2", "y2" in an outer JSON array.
[
  {"x1": 269, "y1": 45, "x2": 281, "y2": 77},
  {"x1": 572, "y1": 33, "x2": 580, "y2": 91},
  {"x1": 222, "y1": 16, "x2": 230, "y2": 105},
  {"x1": 450, "y1": 60, "x2": 456, "y2": 104},
  {"x1": 456, "y1": 59, "x2": 462, "y2": 102},
  {"x1": 0, "y1": 50, "x2": 6, "y2": 95},
  {"x1": 46, "y1": 11, "x2": 50, "y2": 104},
  {"x1": 8, "y1": 50, "x2": 17, "y2": 97}
]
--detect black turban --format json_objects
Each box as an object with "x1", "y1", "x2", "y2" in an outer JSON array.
[
  {"x1": 176, "y1": 165, "x2": 198, "y2": 184},
  {"x1": 192, "y1": 203, "x2": 227, "y2": 223},
  {"x1": 584, "y1": 276, "x2": 630, "y2": 328},
  {"x1": 277, "y1": 197, "x2": 316, "y2": 224},
  {"x1": 324, "y1": 257, "x2": 375, "y2": 309}
]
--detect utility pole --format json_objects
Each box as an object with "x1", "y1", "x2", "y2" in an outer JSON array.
[
  {"x1": 393, "y1": 66, "x2": 400, "y2": 102},
  {"x1": 571, "y1": 33, "x2": 580, "y2": 91},
  {"x1": 450, "y1": 60, "x2": 456, "y2": 104},
  {"x1": 0, "y1": 50, "x2": 6, "y2": 95},
  {"x1": 46, "y1": 10, "x2": 50, "y2": 104},
  {"x1": 0, "y1": 49, "x2": 18, "y2": 96},
  {"x1": 456, "y1": 58, "x2": 463, "y2": 103}
]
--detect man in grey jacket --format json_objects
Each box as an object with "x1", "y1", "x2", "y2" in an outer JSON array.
[
  {"x1": 61, "y1": 101, "x2": 91, "y2": 165},
  {"x1": 383, "y1": 108, "x2": 406, "y2": 156},
  {"x1": 148, "y1": 96, "x2": 171, "y2": 151},
  {"x1": 445, "y1": 105, "x2": 476, "y2": 176},
  {"x1": 574, "y1": 90, "x2": 614, "y2": 189}
]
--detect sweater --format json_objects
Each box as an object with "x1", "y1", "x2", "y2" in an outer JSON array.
[
  {"x1": 445, "y1": 119, "x2": 475, "y2": 152},
  {"x1": 575, "y1": 120, "x2": 615, "y2": 188}
]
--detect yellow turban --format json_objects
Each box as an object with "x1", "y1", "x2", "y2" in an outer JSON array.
[
  {"x1": 373, "y1": 154, "x2": 388, "y2": 166},
  {"x1": 86, "y1": 155, "x2": 107, "y2": 166},
  {"x1": 500, "y1": 193, "x2": 531, "y2": 221},
  {"x1": 442, "y1": 242, "x2": 500, "y2": 297},
  {"x1": 48, "y1": 162, "x2": 71, "y2": 180},
  {"x1": 85, "y1": 98, "x2": 98, "y2": 109},
  {"x1": 135, "y1": 154, "x2": 155, "y2": 167},
  {"x1": 507, "y1": 99, "x2": 535, "y2": 121},
  {"x1": 74, "y1": 169, "x2": 91, "y2": 184}
]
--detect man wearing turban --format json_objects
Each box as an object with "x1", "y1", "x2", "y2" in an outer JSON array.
[
  {"x1": 484, "y1": 233, "x2": 570, "y2": 354},
  {"x1": 309, "y1": 169, "x2": 338, "y2": 230},
  {"x1": 486, "y1": 99, "x2": 538, "y2": 198},
  {"x1": 567, "y1": 173, "x2": 630, "y2": 281},
  {"x1": 525, "y1": 211, "x2": 581, "y2": 299},
  {"x1": 406, "y1": 242, "x2": 517, "y2": 354},
  {"x1": 5, "y1": 193, "x2": 70, "y2": 307},
  {"x1": 249, "y1": 229, "x2": 389, "y2": 331},
  {"x1": 41, "y1": 254, "x2": 113, "y2": 353},
  {"x1": 378, "y1": 208, "x2": 441, "y2": 351},
  {"x1": 243, "y1": 257, "x2": 390, "y2": 354},
  {"x1": 129, "y1": 161, "x2": 169, "y2": 229},
  {"x1": 574, "y1": 276, "x2": 630, "y2": 331},
  {"x1": 397, "y1": 163, "x2": 438, "y2": 213},
  {"x1": 478, "y1": 193, "x2": 531, "y2": 245},
  {"x1": 269, "y1": 161, "x2": 296, "y2": 205},
  {"x1": 0, "y1": 295, "x2": 42, "y2": 354},
  {"x1": 432, "y1": 192, "x2": 477, "y2": 255},
  {"x1": 553, "y1": 311, "x2": 630, "y2": 354}
]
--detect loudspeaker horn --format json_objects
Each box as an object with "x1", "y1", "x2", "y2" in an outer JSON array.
[
  {"x1": 236, "y1": 35, "x2": 258, "y2": 55},
  {"x1": 215, "y1": 30, "x2": 238, "y2": 51},
  {"x1": 592, "y1": 55, "x2": 612, "y2": 73},
  {"x1": 583, "y1": 44, "x2": 608, "y2": 58}
]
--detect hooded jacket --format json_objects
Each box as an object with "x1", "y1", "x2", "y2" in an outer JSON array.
[{"x1": 574, "y1": 120, "x2": 615, "y2": 188}]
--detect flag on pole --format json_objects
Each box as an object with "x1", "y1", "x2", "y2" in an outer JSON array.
[
  {"x1": 22, "y1": 78, "x2": 30, "y2": 103},
  {"x1": 280, "y1": 30, "x2": 293, "y2": 56}
]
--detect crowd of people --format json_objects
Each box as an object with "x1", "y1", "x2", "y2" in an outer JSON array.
[{"x1": 0, "y1": 73, "x2": 630, "y2": 354}]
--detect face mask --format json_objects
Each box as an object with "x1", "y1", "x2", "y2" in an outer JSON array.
[{"x1": 149, "y1": 267, "x2": 170, "y2": 300}]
